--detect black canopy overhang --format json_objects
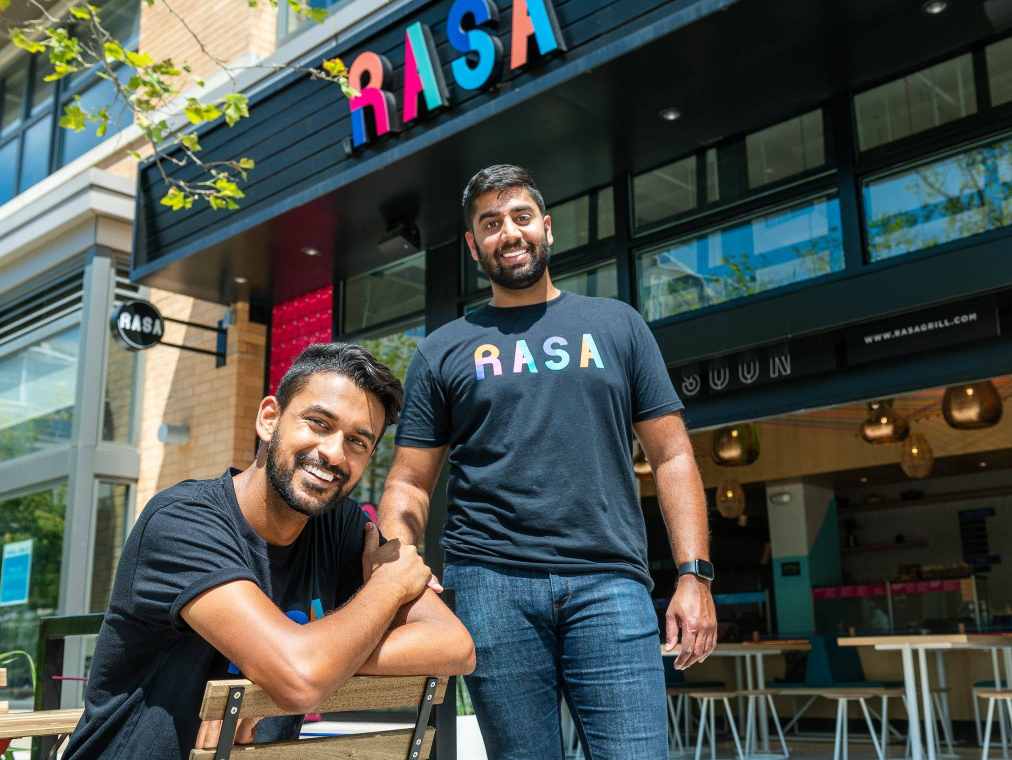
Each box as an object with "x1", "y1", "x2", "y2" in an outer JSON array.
[{"x1": 130, "y1": 0, "x2": 1002, "y2": 309}]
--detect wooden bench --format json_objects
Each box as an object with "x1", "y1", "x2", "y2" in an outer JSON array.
[
  {"x1": 0, "y1": 707, "x2": 84, "y2": 758},
  {"x1": 190, "y1": 674, "x2": 449, "y2": 760}
]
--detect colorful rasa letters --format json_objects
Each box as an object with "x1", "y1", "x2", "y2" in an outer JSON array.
[{"x1": 348, "y1": 0, "x2": 566, "y2": 148}]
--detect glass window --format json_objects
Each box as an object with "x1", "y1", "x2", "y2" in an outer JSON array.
[
  {"x1": 987, "y1": 37, "x2": 1012, "y2": 107},
  {"x1": 61, "y1": 74, "x2": 131, "y2": 166},
  {"x1": 343, "y1": 252, "x2": 426, "y2": 332},
  {"x1": 554, "y1": 261, "x2": 619, "y2": 299},
  {"x1": 19, "y1": 117, "x2": 52, "y2": 193},
  {"x1": 1, "y1": 65, "x2": 25, "y2": 133},
  {"x1": 0, "y1": 484, "x2": 67, "y2": 700},
  {"x1": 597, "y1": 186, "x2": 616, "y2": 239},
  {"x1": 350, "y1": 321, "x2": 426, "y2": 508},
  {"x1": 548, "y1": 194, "x2": 590, "y2": 255},
  {"x1": 637, "y1": 195, "x2": 844, "y2": 322},
  {"x1": 633, "y1": 155, "x2": 698, "y2": 231},
  {"x1": 746, "y1": 110, "x2": 825, "y2": 189},
  {"x1": 102, "y1": 336, "x2": 137, "y2": 444},
  {"x1": 90, "y1": 482, "x2": 130, "y2": 612},
  {"x1": 706, "y1": 148, "x2": 720, "y2": 204},
  {"x1": 31, "y1": 58, "x2": 56, "y2": 115},
  {"x1": 864, "y1": 132, "x2": 1012, "y2": 262},
  {"x1": 0, "y1": 139, "x2": 18, "y2": 207},
  {"x1": 855, "y1": 54, "x2": 977, "y2": 152},
  {"x1": 278, "y1": 0, "x2": 352, "y2": 40},
  {"x1": 0, "y1": 326, "x2": 79, "y2": 463}
]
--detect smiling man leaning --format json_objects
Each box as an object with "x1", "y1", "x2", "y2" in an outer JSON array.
[{"x1": 63, "y1": 343, "x2": 475, "y2": 760}]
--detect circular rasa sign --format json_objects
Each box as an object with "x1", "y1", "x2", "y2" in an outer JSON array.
[{"x1": 110, "y1": 299, "x2": 165, "y2": 350}]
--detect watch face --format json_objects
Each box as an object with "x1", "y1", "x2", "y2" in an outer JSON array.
[{"x1": 697, "y1": 560, "x2": 715, "y2": 580}]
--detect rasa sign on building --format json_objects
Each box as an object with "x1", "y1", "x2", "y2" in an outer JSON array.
[{"x1": 348, "y1": 0, "x2": 566, "y2": 148}]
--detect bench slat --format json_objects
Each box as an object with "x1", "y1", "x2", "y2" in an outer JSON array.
[
  {"x1": 188, "y1": 726, "x2": 435, "y2": 759},
  {"x1": 0, "y1": 709, "x2": 84, "y2": 739},
  {"x1": 199, "y1": 676, "x2": 448, "y2": 720}
]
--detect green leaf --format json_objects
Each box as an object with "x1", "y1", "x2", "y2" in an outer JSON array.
[
  {"x1": 44, "y1": 63, "x2": 76, "y2": 81},
  {"x1": 70, "y1": 7, "x2": 91, "y2": 19},
  {"x1": 0, "y1": 0, "x2": 12, "y2": 11},
  {"x1": 223, "y1": 93, "x2": 249, "y2": 127},
  {"x1": 339, "y1": 82, "x2": 359, "y2": 99},
  {"x1": 127, "y1": 149, "x2": 142, "y2": 160},
  {"x1": 95, "y1": 106, "x2": 109, "y2": 136},
  {"x1": 208, "y1": 195, "x2": 226, "y2": 210},
  {"x1": 11, "y1": 29, "x2": 45, "y2": 54},
  {"x1": 322, "y1": 57, "x2": 347, "y2": 78},
  {"x1": 59, "y1": 103, "x2": 87, "y2": 132},
  {"x1": 105, "y1": 41, "x2": 124, "y2": 61},
  {"x1": 182, "y1": 63, "x2": 191, "y2": 73},
  {"x1": 125, "y1": 50, "x2": 154, "y2": 68},
  {"x1": 181, "y1": 133, "x2": 201, "y2": 152},
  {"x1": 183, "y1": 97, "x2": 222, "y2": 124},
  {"x1": 238, "y1": 157, "x2": 255, "y2": 170},
  {"x1": 305, "y1": 6, "x2": 328, "y2": 23},
  {"x1": 161, "y1": 187, "x2": 193, "y2": 211}
]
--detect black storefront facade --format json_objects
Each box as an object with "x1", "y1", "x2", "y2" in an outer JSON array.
[{"x1": 130, "y1": 0, "x2": 1012, "y2": 741}]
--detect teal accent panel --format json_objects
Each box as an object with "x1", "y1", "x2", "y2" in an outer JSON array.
[
  {"x1": 808, "y1": 497, "x2": 842, "y2": 587},
  {"x1": 773, "y1": 556, "x2": 813, "y2": 635}
]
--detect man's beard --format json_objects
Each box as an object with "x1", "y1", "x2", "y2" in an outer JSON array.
[
  {"x1": 265, "y1": 432, "x2": 352, "y2": 518},
  {"x1": 476, "y1": 229, "x2": 551, "y2": 290}
]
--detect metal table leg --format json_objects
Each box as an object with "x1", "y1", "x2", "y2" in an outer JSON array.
[
  {"x1": 917, "y1": 647, "x2": 937, "y2": 760},
  {"x1": 900, "y1": 645, "x2": 924, "y2": 760}
]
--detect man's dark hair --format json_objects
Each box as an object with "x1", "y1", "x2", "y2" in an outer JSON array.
[
  {"x1": 275, "y1": 342, "x2": 403, "y2": 434},
  {"x1": 462, "y1": 164, "x2": 546, "y2": 232}
]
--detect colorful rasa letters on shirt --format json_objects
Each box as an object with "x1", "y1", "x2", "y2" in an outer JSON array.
[
  {"x1": 348, "y1": 0, "x2": 566, "y2": 148},
  {"x1": 474, "y1": 335, "x2": 603, "y2": 380}
]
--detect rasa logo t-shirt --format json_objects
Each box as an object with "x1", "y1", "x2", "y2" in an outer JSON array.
[{"x1": 395, "y1": 291, "x2": 683, "y2": 588}]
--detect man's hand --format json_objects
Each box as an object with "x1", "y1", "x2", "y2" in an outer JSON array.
[
  {"x1": 195, "y1": 717, "x2": 259, "y2": 749},
  {"x1": 665, "y1": 575, "x2": 717, "y2": 669},
  {"x1": 361, "y1": 523, "x2": 432, "y2": 605}
]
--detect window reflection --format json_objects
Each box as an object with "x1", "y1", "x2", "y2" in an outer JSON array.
[
  {"x1": 90, "y1": 482, "x2": 130, "y2": 612},
  {"x1": 344, "y1": 252, "x2": 426, "y2": 332},
  {"x1": 746, "y1": 110, "x2": 825, "y2": 189},
  {"x1": 0, "y1": 326, "x2": 79, "y2": 462},
  {"x1": 987, "y1": 37, "x2": 1012, "y2": 108},
  {"x1": 855, "y1": 54, "x2": 977, "y2": 151},
  {"x1": 633, "y1": 155, "x2": 698, "y2": 231},
  {"x1": 864, "y1": 133, "x2": 1012, "y2": 261},
  {"x1": 351, "y1": 322, "x2": 426, "y2": 508},
  {"x1": 637, "y1": 196, "x2": 843, "y2": 322},
  {"x1": 554, "y1": 261, "x2": 619, "y2": 299}
]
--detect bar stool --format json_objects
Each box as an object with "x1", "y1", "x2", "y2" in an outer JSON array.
[
  {"x1": 974, "y1": 681, "x2": 1010, "y2": 747},
  {"x1": 979, "y1": 691, "x2": 1012, "y2": 760},
  {"x1": 822, "y1": 692, "x2": 885, "y2": 760},
  {"x1": 739, "y1": 689, "x2": 788, "y2": 759},
  {"x1": 690, "y1": 691, "x2": 745, "y2": 760}
]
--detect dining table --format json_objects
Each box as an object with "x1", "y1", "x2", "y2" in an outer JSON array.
[
  {"x1": 839, "y1": 633, "x2": 1012, "y2": 760},
  {"x1": 663, "y1": 639, "x2": 811, "y2": 753}
]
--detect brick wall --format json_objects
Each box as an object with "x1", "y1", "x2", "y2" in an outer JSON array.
[{"x1": 135, "y1": 296, "x2": 267, "y2": 512}]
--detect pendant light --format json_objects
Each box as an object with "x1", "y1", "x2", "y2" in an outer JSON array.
[
  {"x1": 900, "y1": 433, "x2": 934, "y2": 479},
  {"x1": 942, "y1": 381, "x2": 1003, "y2": 429},
  {"x1": 860, "y1": 400, "x2": 910, "y2": 444},
  {"x1": 716, "y1": 479, "x2": 746, "y2": 520},
  {"x1": 711, "y1": 424, "x2": 760, "y2": 466}
]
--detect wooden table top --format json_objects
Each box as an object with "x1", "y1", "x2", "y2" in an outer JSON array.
[
  {"x1": 662, "y1": 641, "x2": 811, "y2": 656},
  {"x1": 0, "y1": 708, "x2": 83, "y2": 739},
  {"x1": 839, "y1": 633, "x2": 1012, "y2": 648}
]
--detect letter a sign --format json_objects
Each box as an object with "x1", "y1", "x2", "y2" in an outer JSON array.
[{"x1": 110, "y1": 299, "x2": 165, "y2": 350}]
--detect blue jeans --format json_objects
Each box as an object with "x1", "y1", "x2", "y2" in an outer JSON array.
[{"x1": 443, "y1": 558, "x2": 667, "y2": 760}]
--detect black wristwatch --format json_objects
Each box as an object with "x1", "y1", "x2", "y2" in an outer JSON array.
[{"x1": 677, "y1": 559, "x2": 715, "y2": 582}]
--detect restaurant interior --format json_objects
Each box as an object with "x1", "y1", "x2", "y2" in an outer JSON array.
[{"x1": 636, "y1": 374, "x2": 1012, "y2": 738}]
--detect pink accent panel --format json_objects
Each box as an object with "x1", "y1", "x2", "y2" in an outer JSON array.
[
  {"x1": 269, "y1": 285, "x2": 334, "y2": 394},
  {"x1": 350, "y1": 88, "x2": 391, "y2": 135},
  {"x1": 403, "y1": 33, "x2": 423, "y2": 123},
  {"x1": 812, "y1": 584, "x2": 888, "y2": 600}
]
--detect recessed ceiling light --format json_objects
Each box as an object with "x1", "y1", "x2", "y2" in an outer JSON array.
[
  {"x1": 302, "y1": 247, "x2": 321, "y2": 257},
  {"x1": 659, "y1": 108, "x2": 682, "y2": 122},
  {"x1": 859, "y1": 477, "x2": 868, "y2": 483},
  {"x1": 234, "y1": 276, "x2": 247, "y2": 284},
  {"x1": 980, "y1": 461, "x2": 988, "y2": 468},
  {"x1": 921, "y1": 0, "x2": 949, "y2": 14}
]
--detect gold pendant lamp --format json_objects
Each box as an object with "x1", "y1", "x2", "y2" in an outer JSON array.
[
  {"x1": 860, "y1": 400, "x2": 910, "y2": 444},
  {"x1": 900, "y1": 433, "x2": 934, "y2": 479},
  {"x1": 716, "y1": 479, "x2": 746, "y2": 521},
  {"x1": 942, "y1": 381, "x2": 1003, "y2": 429},
  {"x1": 710, "y1": 424, "x2": 760, "y2": 466}
]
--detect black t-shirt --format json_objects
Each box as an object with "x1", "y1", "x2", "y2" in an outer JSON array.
[
  {"x1": 395, "y1": 291, "x2": 683, "y2": 588},
  {"x1": 64, "y1": 469, "x2": 371, "y2": 760}
]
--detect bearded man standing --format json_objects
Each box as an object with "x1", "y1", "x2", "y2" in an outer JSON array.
[
  {"x1": 64, "y1": 343, "x2": 475, "y2": 760},
  {"x1": 378, "y1": 165, "x2": 716, "y2": 759}
]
